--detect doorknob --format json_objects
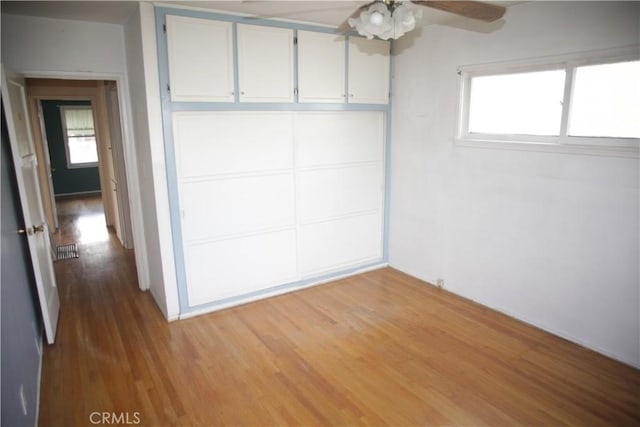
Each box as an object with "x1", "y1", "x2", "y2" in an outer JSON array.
[{"x1": 20, "y1": 224, "x2": 44, "y2": 235}]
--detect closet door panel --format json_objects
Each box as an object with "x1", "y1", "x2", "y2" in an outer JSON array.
[
  {"x1": 174, "y1": 111, "x2": 298, "y2": 307},
  {"x1": 173, "y1": 112, "x2": 294, "y2": 178},
  {"x1": 180, "y1": 174, "x2": 295, "y2": 242},
  {"x1": 296, "y1": 112, "x2": 384, "y2": 167},
  {"x1": 299, "y1": 213, "x2": 383, "y2": 276},
  {"x1": 297, "y1": 164, "x2": 382, "y2": 223},
  {"x1": 185, "y1": 230, "x2": 298, "y2": 305}
]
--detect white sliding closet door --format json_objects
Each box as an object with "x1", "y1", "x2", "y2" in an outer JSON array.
[
  {"x1": 295, "y1": 112, "x2": 385, "y2": 275},
  {"x1": 173, "y1": 111, "x2": 385, "y2": 307},
  {"x1": 173, "y1": 112, "x2": 298, "y2": 305}
]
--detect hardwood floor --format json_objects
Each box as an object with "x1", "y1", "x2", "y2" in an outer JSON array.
[{"x1": 40, "y1": 196, "x2": 640, "y2": 426}]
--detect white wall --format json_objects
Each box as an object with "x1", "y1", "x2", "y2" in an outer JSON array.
[
  {"x1": 124, "y1": 3, "x2": 180, "y2": 319},
  {"x1": 390, "y1": 1, "x2": 640, "y2": 367},
  {"x1": 1, "y1": 14, "x2": 126, "y2": 74},
  {"x1": 0, "y1": 13, "x2": 157, "y2": 314}
]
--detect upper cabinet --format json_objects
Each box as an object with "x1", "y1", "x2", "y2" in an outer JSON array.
[
  {"x1": 237, "y1": 24, "x2": 294, "y2": 103},
  {"x1": 166, "y1": 15, "x2": 235, "y2": 102},
  {"x1": 298, "y1": 31, "x2": 346, "y2": 103},
  {"x1": 348, "y1": 37, "x2": 390, "y2": 104},
  {"x1": 164, "y1": 14, "x2": 390, "y2": 105}
]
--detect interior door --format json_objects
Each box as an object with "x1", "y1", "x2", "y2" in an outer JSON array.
[
  {"x1": 1, "y1": 65, "x2": 60, "y2": 344},
  {"x1": 36, "y1": 100, "x2": 59, "y2": 230}
]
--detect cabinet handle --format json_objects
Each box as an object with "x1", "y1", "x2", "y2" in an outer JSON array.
[
  {"x1": 240, "y1": 91, "x2": 245, "y2": 95},
  {"x1": 349, "y1": 93, "x2": 354, "y2": 98}
]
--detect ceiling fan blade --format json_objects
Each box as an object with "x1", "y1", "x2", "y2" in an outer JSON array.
[
  {"x1": 411, "y1": 1, "x2": 506, "y2": 22},
  {"x1": 336, "y1": 1, "x2": 376, "y2": 34}
]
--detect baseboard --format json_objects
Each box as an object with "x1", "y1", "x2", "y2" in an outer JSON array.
[
  {"x1": 180, "y1": 262, "x2": 389, "y2": 320},
  {"x1": 55, "y1": 190, "x2": 102, "y2": 199}
]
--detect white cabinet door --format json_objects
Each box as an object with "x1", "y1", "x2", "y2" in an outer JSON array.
[
  {"x1": 166, "y1": 15, "x2": 235, "y2": 102},
  {"x1": 298, "y1": 31, "x2": 346, "y2": 103},
  {"x1": 237, "y1": 24, "x2": 294, "y2": 103},
  {"x1": 348, "y1": 37, "x2": 390, "y2": 104}
]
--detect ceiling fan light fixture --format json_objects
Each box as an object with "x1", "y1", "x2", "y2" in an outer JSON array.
[
  {"x1": 348, "y1": 1, "x2": 420, "y2": 40},
  {"x1": 369, "y1": 11, "x2": 384, "y2": 25},
  {"x1": 391, "y1": 3, "x2": 421, "y2": 38},
  {"x1": 348, "y1": 2, "x2": 393, "y2": 40}
]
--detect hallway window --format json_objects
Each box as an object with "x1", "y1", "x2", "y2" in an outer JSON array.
[{"x1": 60, "y1": 106, "x2": 99, "y2": 167}]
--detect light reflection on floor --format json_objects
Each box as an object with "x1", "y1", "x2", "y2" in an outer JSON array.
[{"x1": 76, "y1": 213, "x2": 110, "y2": 243}]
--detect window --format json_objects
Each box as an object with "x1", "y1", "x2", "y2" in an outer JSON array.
[
  {"x1": 468, "y1": 69, "x2": 565, "y2": 136},
  {"x1": 569, "y1": 60, "x2": 640, "y2": 139},
  {"x1": 457, "y1": 47, "x2": 640, "y2": 154},
  {"x1": 60, "y1": 106, "x2": 99, "y2": 168}
]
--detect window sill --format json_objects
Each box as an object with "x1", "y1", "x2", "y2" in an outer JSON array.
[{"x1": 454, "y1": 138, "x2": 640, "y2": 159}]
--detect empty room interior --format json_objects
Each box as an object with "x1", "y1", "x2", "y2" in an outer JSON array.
[{"x1": 1, "y1": 1, "x2": 639, "y2": 425}]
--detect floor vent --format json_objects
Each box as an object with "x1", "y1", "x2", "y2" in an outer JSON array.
[{"x1": 56, "y1": 243, "x2": 79, "y2": 260}]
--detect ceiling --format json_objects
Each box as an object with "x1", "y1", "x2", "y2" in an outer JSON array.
[{"x1": 1, "y1": 1, "x2": 519, "y2": 29}]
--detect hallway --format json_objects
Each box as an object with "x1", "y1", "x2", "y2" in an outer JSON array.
[
  {"x1": 40, "y1": 196, "x2": 162, "y2": 425},
  {"x1": 50, "y1": 196, "x2": 139, "y2": 296}
]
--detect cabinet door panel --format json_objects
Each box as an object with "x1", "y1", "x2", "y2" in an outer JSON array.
[
  {"x1": 237, "y1": 25, "x2": 294, "y2": 102},
  {"x1": 166, "y1": 15, "x2": 234, "y2": 102},
  {"x1": 298, "y1": 31, "x2": 346, "y2": 103},
  {"x1": 348, "y1": 37, "x2": 390, "y2": 104}
]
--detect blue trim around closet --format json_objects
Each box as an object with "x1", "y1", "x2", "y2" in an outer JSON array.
[{"x1": 154, "y1": 6, "x2": 393, "y2": 316}]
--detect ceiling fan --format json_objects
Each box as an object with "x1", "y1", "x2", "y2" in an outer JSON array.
[{"x1": 338, "y1": 0, "x2": 506, "y2": 40}]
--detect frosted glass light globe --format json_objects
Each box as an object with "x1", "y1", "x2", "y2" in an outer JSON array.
[{"x1": 369, "y1": 11, "x2": 384, "y2": 25}]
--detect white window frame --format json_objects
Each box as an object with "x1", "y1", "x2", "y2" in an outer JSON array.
[
  {"x1": 456, "y1": 46, "x2": 640, "y2": 157},
  {"x1": 59, "y1": 105, "x2": 99, "y2": 168}
]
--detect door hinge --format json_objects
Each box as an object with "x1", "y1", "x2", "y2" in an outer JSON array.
[
  {"x1": 167, "y1": 84, "x2": 171, "y2": 93},
  {"x1": 294, "y1": 88, "x2": 298, "y2": 96},
  {"x1": 293, "y1": 37, "x2": 298, "y2": 45},
  {"x1": 163, "y1": 24, "x2": 166, "y2": 33}
]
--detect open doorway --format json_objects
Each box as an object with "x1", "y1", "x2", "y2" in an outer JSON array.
[
  {"x1": 43, "y1": 100, "x2": 101, "y2": 198},
  {"x1": 25, "y1": 78, "x2": 134, "y2": 254},
  {"x1": 39, "y1": 99, "x2": 111, "y2": 252}
]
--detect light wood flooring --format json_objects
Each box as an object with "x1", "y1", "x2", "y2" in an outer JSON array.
[{"x1": 39, "y1": 196, "x2": 640, "y2": 426}]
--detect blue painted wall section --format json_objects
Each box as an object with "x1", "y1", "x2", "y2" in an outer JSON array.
[
  {"x1": 155, "y1": 6, "x2": 393, "y2": 316},
  {"x1": 1, "y1": 106, "x2": 43, "y2": 427},
  {"x1": 41, "y1": 100, "x2": 101, "y2": 196}
]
